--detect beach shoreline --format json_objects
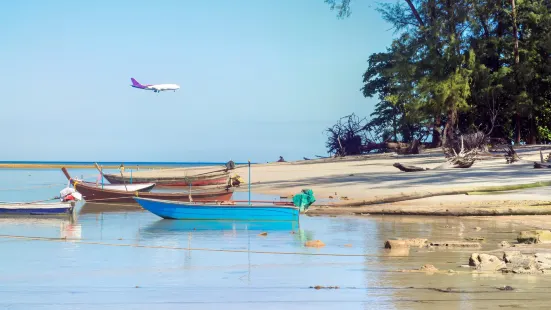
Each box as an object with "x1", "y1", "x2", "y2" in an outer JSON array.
[{"x1": 4, "y1": 146, "x2": 551, "y2": 218}]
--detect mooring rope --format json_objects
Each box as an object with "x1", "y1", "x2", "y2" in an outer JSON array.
[
  {"x1": 0, "y1": 183, "x2": 66, "y2": 192},
  {"x1": 0, "y1": 234, "x2": 377, "y2": 257}
]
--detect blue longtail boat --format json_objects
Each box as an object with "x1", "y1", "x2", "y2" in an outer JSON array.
[
  {"x1": 133, "y1": 197, "x2": 300, "y2": 221},
  {"x1": 134, "y1": 162, "x2": 315, "y2": 221}
]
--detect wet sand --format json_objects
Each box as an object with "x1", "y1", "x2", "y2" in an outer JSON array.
[{"x1": 100, "y1": 146, "x2": 551, "y2": 216}]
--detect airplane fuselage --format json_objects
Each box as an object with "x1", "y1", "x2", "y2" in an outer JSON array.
[
  {"x1": 145, "y1": 84, "x2": 180, "y2": 93},
  {"x1": 130, "y1": 78, "x2": 180, "y2": 93}
]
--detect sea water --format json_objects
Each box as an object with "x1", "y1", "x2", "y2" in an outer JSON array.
[{"x1": 1, "y1": 168, "x2": 551, "y2": 309}]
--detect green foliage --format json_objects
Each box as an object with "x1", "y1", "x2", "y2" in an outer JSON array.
[{"x1": 325, "y1": 0, "x2": 551, "y2": 147}]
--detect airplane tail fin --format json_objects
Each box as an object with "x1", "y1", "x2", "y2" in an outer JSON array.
[{"x1": 131, "y1": 78, "x2": 145, "y2": 88}]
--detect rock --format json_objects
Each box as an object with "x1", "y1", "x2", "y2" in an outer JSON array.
[
  {"x1": 500, "y1": 241, "x2": 511, "y2": 247},
  {"x1": 503, "y1": 251, "x2": 535, "y2": 266},
  {"x1": 305, "y1": 240, "x2": 325, "y2": 248},
  {"x1": 430, "y1": 241, "x2": 481, "y2": 248},
  {"x1": 384, "y1": 247, "x2": 410, "y2": 257},
  {"x1": 465, "y1": 237, "x2": 485, "y2": 241},
  {"x1": 384, "y1": 238, "x2": 428, "y2": 249},
  {"x1": 310, "y1": 285, "x2": 339, "y2": 290},
  {"x1": 535, "y1": 253, "x2": 551, "y2": 270},
  {"x1": 420, "y1": 264, "x2": 438, "y2": 273},
  {"x1": 469, "y1": 253, "x2": 506, "y2": 271},
  {"x1": 401, "y1": 264, "x2": 438, "y2": 273},
  {"x1": 501, "y1": 252, "x2": 551, "y2": 274},
  {"x1": 469, "y1": 253, "x2": 481, "y2": 268},
  {"x1": 517, "y1": 230, "x2": 551, "y2": 244}
]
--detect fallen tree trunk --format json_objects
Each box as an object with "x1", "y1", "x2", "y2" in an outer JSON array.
[
  {"x1": 452, "y1": 160, "x2": 474, "y2": 168},
  {"x1": 393, "y1": 163, "x2": 429, "y2": 172},
  {"x1": 534, "y1": 162, "x2": 551, "y2": 169},
  {"x1": 361, "y1": 141, "x2": 421, "y2": 155}
]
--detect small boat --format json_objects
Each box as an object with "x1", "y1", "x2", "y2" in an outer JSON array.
[
  {"x1": 0, "y1": 201, "x2": 75, "y2": 216},
  {"x1": 102, "y1": 172, "x2": 230, "y2": 187},
  {"x1": 62, "y1": 168, "x2": 234, "y2": 204},
  {"x1": 96, "y1": 162, "x2": 232, "y2": 187},
  {"x1": 134, "y1": 197, "x2": 300, "y2": 221},
  {"x1": 80, "y1": 181, "x2": 155, "y2": 192}
]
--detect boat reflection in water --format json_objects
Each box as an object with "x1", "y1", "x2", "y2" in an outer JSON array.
[
  {"x1": 0, "y1": 216, "x2": 81, "y2": 240},
  {"x1": 78, "y1": 202, "x2": 146, "y2": 215},
  {"x1": 143, "y1": 219, "x2": 300, "y2": 235}
]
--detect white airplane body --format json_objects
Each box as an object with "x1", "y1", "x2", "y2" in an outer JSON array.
[{"x1": 130, "y1": 78, "x2": 180, "y2": 93}]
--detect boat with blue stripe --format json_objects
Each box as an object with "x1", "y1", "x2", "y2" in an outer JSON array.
[
  {"x1": 0, "y1": 201, "x2": 76, "y2": 216},
  {"x1": 134, "y1": 197, "x2": 300, "y2": 221}
]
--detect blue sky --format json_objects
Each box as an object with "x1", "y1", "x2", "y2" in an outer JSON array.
[{"x1": 0, "y1": 0, "x2": 393, "y2": 163}]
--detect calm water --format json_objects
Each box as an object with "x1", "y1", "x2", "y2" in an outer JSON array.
[{"x1": 1, "y1": 169, "x2": 551, "y2": 309}]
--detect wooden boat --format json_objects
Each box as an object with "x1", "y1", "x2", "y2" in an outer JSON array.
[
  {"x1": 101, "y1": 172, "x2": 229, "y2": 187},
  {"x1": 62, "y1": 168, "x2": 233, "y2": 204},
  {"x1": 133, "y1": 197, "x2": 299, "y2": 221},
  {"x1": 79, "y1": 181, "x2": 155, "y2": 192},
  {"x1": 0, "y1": 201, "x2": 75, "y2": 216}
]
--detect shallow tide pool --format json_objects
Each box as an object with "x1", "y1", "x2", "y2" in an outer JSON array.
[{"x1": 0, "y1": 169, "x2": 551, "y2": 309}]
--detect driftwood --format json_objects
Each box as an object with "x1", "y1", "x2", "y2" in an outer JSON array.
[
  {"x1": 534, "y1": 162, "x2": 551, "y2": 169},
  {"x1": 503, "y1": 145, "x2": 521, "y2": 164},
  {"x1": 452, "y1": 160, "x2": 475, "y2": 168},
  {"x1": 362, "y1": 140, "x2": 421, "y2": 155},
  {"x1": 444, "y1": 136, "x2": 479, "y2": 168},
  {"x1": 393, "y1": 163, "x2": 429, "y2": 172}
]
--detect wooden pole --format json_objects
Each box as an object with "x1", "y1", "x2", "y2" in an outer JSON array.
[
  {"x1": 120, "y1": 169, "x2": 128, "y2": 192},
  {"x1": 248, "y1": 160, "x2": 251, "y2": 206},
  {"x1": 94, "y1": 163, "x2": 104, "y2": 190}
]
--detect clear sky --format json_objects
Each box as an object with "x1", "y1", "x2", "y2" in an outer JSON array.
[{"x1": 0, "y1": 0, "x2": 393, "y2": 163}]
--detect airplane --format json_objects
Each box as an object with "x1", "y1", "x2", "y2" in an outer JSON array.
[{"x1": 130, "y1": 78, "x2": 180, "y2": 93}]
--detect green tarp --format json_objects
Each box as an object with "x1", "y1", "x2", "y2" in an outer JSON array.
[{"x1": 292, "y1": 189, "x2": 316, "y2": 212}]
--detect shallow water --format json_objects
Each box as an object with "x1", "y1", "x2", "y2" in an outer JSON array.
[{"x1": 1, "y1": 169, "x2": 551, "y2": 309}]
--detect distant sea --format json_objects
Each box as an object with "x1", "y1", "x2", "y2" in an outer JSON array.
[{"x1": 0, "y1": 161, "x2": 249, "y2": 167}]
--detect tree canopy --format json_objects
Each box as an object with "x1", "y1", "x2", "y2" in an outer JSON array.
[{"x1": 325, "y1": 0, "x2": 551, "y2": 155}]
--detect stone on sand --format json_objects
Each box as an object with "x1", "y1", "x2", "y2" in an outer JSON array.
[
  {"x1": 384, "y1": 238, "x2": 428, "y2": 249},
  {"x1": 517, "y1": 230, "x2": 551, "y2": 244}
]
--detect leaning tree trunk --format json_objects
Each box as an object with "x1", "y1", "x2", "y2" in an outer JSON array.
[
  {"x1": 512, "y1": 0, "x2": 522, "y2": 145},
  {"x1": 443, "y1": 106, "x2": 457, "y2": 148},
  {"x1": 431, "y1": 115, "x2": 442, "y2": 148}
]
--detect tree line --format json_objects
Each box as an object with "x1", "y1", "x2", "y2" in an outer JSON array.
[{"x1": 325, "y1": 0, "x2": 551, "y2": 156}]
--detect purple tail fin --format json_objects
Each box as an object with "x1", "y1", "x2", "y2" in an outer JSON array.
[{"x1": 131, "y1": 78, "x2": 145, "y2": 88}]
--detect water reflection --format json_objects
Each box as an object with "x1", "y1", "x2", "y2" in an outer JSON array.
[
  {"x1": 79, "y1": 202, "x2": 145, "y2": 215},
  {"x1": 143, "y1": 219, "x2": 300, "y2": 234},
  {"x1": 0, "y1": 216, "x2": 81, "y2": 240}
]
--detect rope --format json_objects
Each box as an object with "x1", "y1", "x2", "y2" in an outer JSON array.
[
  {"x1": 0, "y1": 183, "x2": 66, "y2": 192},
  {"x1": 0, "y1": 234, "x2": 379, "y2": 257}
]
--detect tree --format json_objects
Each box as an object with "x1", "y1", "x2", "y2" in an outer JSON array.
[{"x1": 323, "y1": 0, "x2": 551, "y2": 150}]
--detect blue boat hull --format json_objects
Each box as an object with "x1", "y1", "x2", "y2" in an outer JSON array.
[
  {"x1": 134, "y1": 198, "x2": 299, "y2": 221},
  {"x1": 0, "y1": 205, "x2": 74, "y2": 216},
  {"x1": 0, "y1": 201, "x2": 75, "y2": 216}
]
